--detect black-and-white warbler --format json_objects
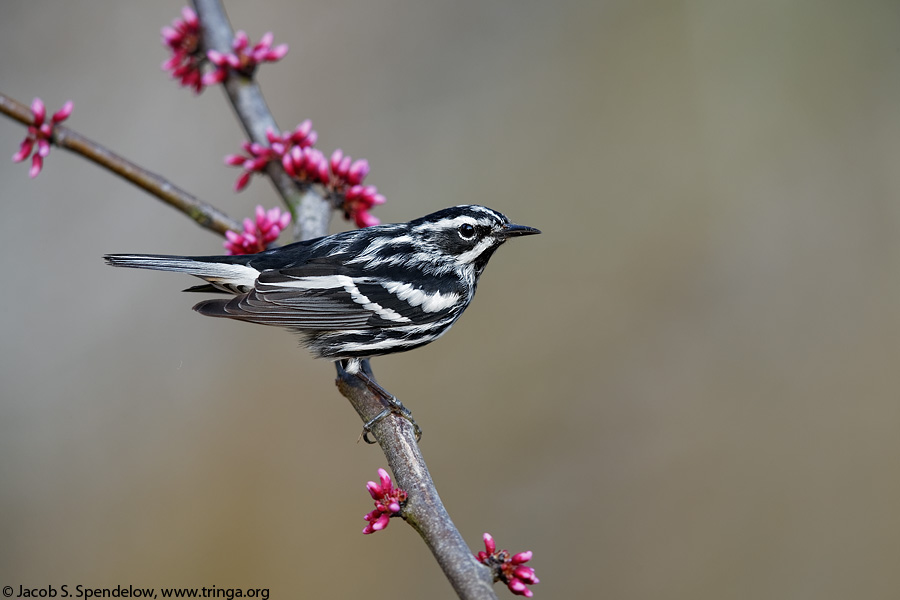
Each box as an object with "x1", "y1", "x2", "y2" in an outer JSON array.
[{"x1": 105, "y1": 204, "x2": 539, "y2": 438}]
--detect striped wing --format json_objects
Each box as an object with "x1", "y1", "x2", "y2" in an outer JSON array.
[{"x1": 193, "y1": 260, "x2": 465, "y2": 332}]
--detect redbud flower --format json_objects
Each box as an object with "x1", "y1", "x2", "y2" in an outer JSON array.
[
  {"x1": 343, "y1": 184, "x2": 386, "y2": 228},
  {"x1": 329, "y1": 149, "x2": 370, "y2": 186},
  {"x1": 223, "y1": 205, "x2": 291, "y2": 255},
  {"x1": 225, "y1": 121, "x2": 320, "y2": 190},
  {"x1": 476, "y1": 533, "x2": 540, "y2": 597},
  {"x1": 328, "y1": 150, "x2": 384, "y2": 227},
  {"x1": 282, "y1": 146, "x2": 329, "y2": 185},
  {"x1": 281, "y1": 119, "x2": 318, "y2": 149},
  {"x1": 224, "y1": 119, "x2": 384, "y2": 227},
  {"x1": 224, "y1": 141, "x2": 282, "y2": 191},
  {"x1": 203, "y1": 30, "x2": 288, "y2": 86},
  {"x1": 161, "y1": 6, "x2": 205, "y2": 93},
  {"x1": 12, "y1": 98, "x2": 73, "y2": 178},
  {"x1": 362, "y1": 468, "x2": 407, "y2": 535}
]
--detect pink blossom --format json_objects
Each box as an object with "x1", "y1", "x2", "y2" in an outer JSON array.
[
  {"x1": 362, "y1": 468, "x2": 407, "y2": 535},
  {"x1": 225, "y1": 122, "x2": 321, "y2": 190},
  {"x1": 223, "y1": 141, "x2": 282, "y2": 191},
  {"x1": 330, "y1": 150, "x2": 370, "y2": 186},
  {"x1": 343, "y1": 184, "x2": 386, "y2": 228},
  {"x1": 282, "y1": 146, "x2": 329, "y2": 184},
  {"x1": 202, "y1": 29, "x2": 288, "y2": 86},
  {"x1": 161, "y1": 6, "x2": 205, "y2": 93},
  {"x1": 223, "y1": 118, "x2": 384, "y2": 227},
  {"x1": 327, "y1": 150, "x2": 384, "y2": 227},
  {"x1": 476, "y1": 533, "x2": 540, "y2": 597},
  {"x1": 283, "y1": 119, "x2": 318, "y2": 149},
  {"x1": 12, "y1": 98, "x2": 73, "y2": 178},
  {"x1": 223, "y1": 205, "x2": 291, "y2": 255}
]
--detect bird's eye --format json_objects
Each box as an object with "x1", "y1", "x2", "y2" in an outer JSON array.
[{"x1": 457, "y1": 223, "x2": 476, "y2": 240}]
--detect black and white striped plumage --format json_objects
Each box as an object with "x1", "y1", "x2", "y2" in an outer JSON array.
[{"x1": 105, "y1": 205, "x2": 540, "y2": 373}]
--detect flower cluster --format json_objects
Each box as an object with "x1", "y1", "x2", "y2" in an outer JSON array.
[
  {"x1": 203, "y1": 30, "x2": 288, "y2": 86},
  {"x1": 161, "y1": 7, "x2": 287, "y2": 93},
  {"x1": 225, "y1": 141, "x2": 279, "y2": 192},
  {"x1": 224, "y1": 205, "x2": 291, "y2": 255},
  {"x1": 476, "y1": 533, "x2": 539, "y2": 597},
  {"x1": 12, "y1": 98, "x2": 73, "y2": 178},
  {"x1": 161, "y1": 6, "x2": 205, "y2": 93},
  {"x1": 362, "y1": 468, "x2": 407, "y2": 534},
  {"x1": 158, "y1": 8, "x2": 381, "y2": 227},
  {"x1": 226, "y1": 119, "x2": 385, "y2": 228},
  {"x1": 329, "y1": 150, "x2": 385, "y2": 228},
  {"x1": 226, "y1": 121, "x2": 318, "y2": 191}
]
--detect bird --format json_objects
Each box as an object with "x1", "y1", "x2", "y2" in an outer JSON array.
[{"x1": 105, "y1": 204, "x2": 540, "y2": 440}]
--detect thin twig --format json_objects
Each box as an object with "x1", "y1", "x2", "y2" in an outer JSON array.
[{"x1": 0, "y1": 92, "x2": 241, "y2": 236}]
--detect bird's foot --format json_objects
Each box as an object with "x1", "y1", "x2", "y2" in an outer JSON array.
[
  {"x1": 359, "y1": 395, "x2": 422, "y2": 444},
  {"x1": 338, "y1": 359, "x2": 424, "y2": 443}
]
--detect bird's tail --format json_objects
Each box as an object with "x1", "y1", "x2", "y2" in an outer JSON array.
[{"x1": 103, "y1": 254, "x2": 260, "y2": 292}]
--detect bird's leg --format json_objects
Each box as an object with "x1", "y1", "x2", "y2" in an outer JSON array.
[
  {"x1": 343, "y1": 360, "x2": 422, "y2": 443},
  {"x1": 357, "y1": 371, "x2": 422, "y2": 444}
]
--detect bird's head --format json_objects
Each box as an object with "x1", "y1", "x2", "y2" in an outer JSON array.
[{"x1": 409, "y1": 205, "x2": 540, "y2": 276}]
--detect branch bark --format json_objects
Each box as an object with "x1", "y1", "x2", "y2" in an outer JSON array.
[
  {"x1": 192, "y1": 0, "x2": 331, "y2": 242},
  {"x1": 336, "y1": 364, "x2": 497, "y2": 599}
]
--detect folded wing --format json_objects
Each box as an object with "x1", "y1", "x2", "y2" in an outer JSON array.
[{"x1": 193, "y1": 260, "x2": 464, "y2": 332}]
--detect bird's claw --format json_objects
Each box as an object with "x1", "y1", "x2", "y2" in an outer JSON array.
[{"x1": 360, "y1": 397, "x2": 422, "y2": 444}]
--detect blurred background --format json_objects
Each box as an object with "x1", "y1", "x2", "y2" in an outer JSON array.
[{"x1": 2, "y1": 1, "x2": 900, "y2": 598}]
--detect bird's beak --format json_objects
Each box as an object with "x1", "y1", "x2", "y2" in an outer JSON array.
[{"x1": 500, "y1": 223, "x2": 542, "y2": 238}]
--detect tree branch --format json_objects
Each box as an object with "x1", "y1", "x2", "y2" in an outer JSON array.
[
  {"x1": 192, "y1": 0, "x2": 331, "y2": 242},
  {"x1": 0, "y1": 92, "x2": 241, "y2": 236},
  {"x1": 336, "y1": 364, "x2": 497, "y2": 599}
]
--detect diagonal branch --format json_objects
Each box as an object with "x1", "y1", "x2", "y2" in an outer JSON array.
[
  {"x1": 192, "y1": 0, "x2": 331, "y2": 242},
  {"x1": 0, "y1": 92, "x2": 241, "y2": 236},
  {"x1": 336, "y1": 364, "x2": 497, "y2": 599}
]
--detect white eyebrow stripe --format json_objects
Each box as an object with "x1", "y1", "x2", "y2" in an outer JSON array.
[
  {"x1": 381, "y1": 281, "x2": 461, "y2": 313},
  {"x1": 413, "y1": 215, "x2": 491, "y2": 233},
  {"x1": 273, "y1": 275, "x2": 411, "y2": 323}
]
